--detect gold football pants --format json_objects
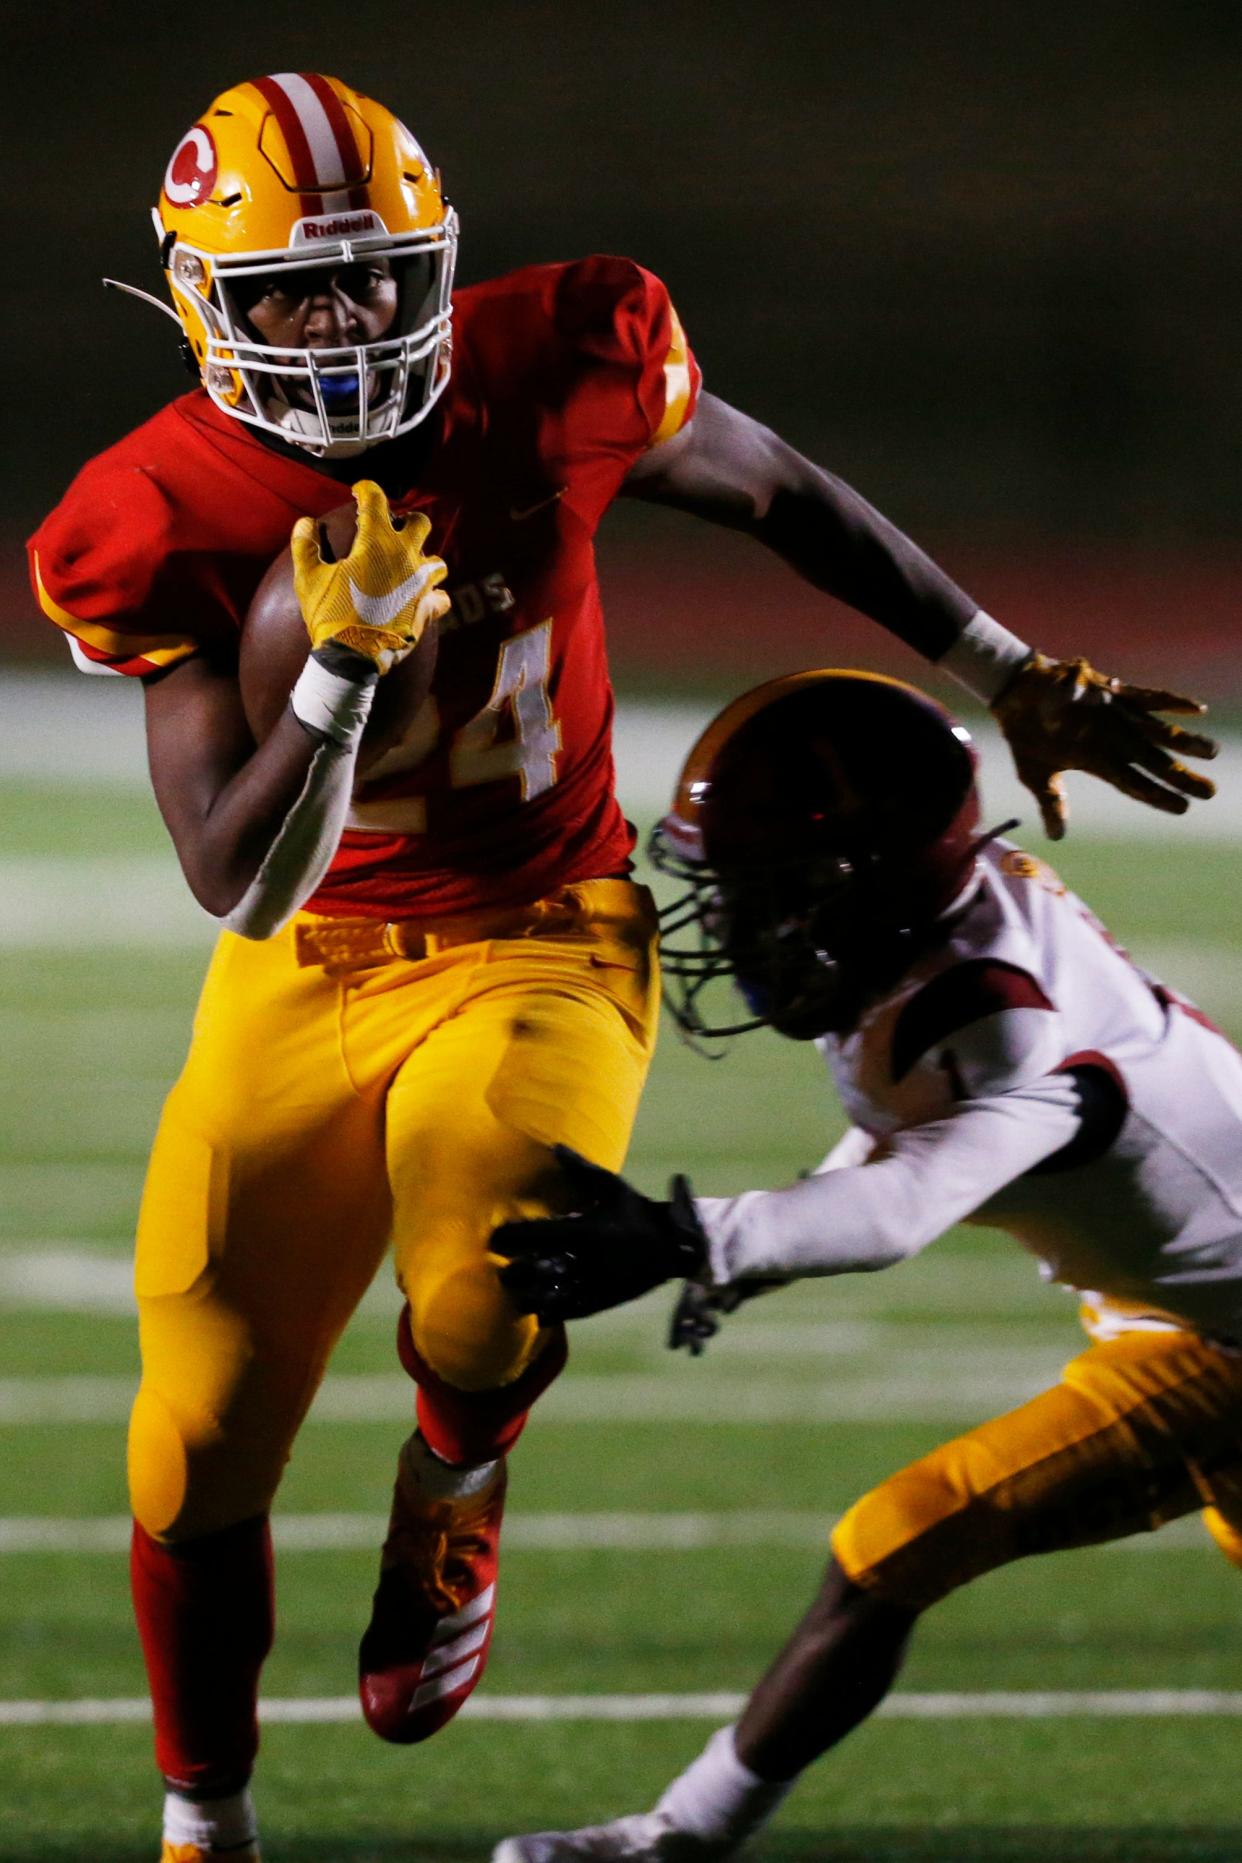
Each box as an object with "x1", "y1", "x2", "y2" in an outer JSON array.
[
  {"x1": 832, "y1": 1326, "x2": 1242, "y2": 1609},
  {"x1": 128, "y1": 879, "x2": 659, "y2": 1543}
]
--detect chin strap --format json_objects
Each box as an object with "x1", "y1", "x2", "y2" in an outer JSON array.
[
  {"x1": 271, "y1": 398, "x2": 373, "y2": 461},
  {"x1": 968, "y1": 817, "x2": 1022, "y2": 861}
]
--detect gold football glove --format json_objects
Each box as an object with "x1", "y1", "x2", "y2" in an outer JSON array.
[
  {"x1": 991, "y1": 652, "x2": 1217, "y2": 840},
  {"x1": 290, "y1": 479, "x2": 451, "y2": 677}
]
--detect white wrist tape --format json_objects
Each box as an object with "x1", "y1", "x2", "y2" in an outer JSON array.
[
  {"x1": 290, "y1": 655, "x2": 376, "y2": 746},
  {"x1": 938, "y1": 609, "x2": 1032, "y2": 703}
]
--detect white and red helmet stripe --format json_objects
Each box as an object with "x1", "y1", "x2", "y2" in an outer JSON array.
[{"x1": 252, "y1": 72, "x2": 368, "y2": 215}]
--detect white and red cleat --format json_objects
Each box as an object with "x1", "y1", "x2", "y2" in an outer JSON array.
[
  {"x1": 492, "y1": 1815, "x2": 735, "y2": 1860},
  {"x1": 359, "y1": 1431, "x2": 506, "y2": 1743}
]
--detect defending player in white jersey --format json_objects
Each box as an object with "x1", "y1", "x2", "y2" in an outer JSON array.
[{"x1": 489, "y1": 669, "x2": 1242, "y2": 1862}]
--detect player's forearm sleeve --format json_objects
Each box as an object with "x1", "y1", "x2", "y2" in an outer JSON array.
[
  {"x1": 693, "y1": 1080, "x2": 1081, "y2": 1285},
  {"x1": 221, "y1": 735, "x2": 360, "y2": 941}
]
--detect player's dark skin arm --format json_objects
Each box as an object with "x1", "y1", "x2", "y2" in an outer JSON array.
[
  {"x1": 623, "y1": 392, "x2": 1217, "y2": 831},
  {"x1": 142, "y1": 654, "x2": 321, "y2": 917},
  {"x1": 622, "y1": 391, "x2": 976, "y2": 657}
]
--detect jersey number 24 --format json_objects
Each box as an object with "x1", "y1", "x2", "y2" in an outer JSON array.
[{"x1": 346, "y1": 619, "x2": 560, "y2": 834}]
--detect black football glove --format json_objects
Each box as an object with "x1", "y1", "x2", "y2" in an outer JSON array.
[
  {"x1": 667, "y1": 1280, "x2": 728, "y2": 1356},
  {"x1": 667, "y1": 1276, "x2": 790, "y2": 1356},
  {"x1": 492, "y1": 1144, "x2": 707, "y2": 1323}
]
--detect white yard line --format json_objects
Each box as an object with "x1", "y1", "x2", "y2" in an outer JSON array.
[
  {"x1": 0, "y1": 1241, "x2": 1055, "y2": 1319},
  {"x1": 0, "y1": 1361, "x2": 1077, "y2": 1425},
  {"x1": 0, "y1": 1511, "x2": 832, "y2": 1554},
  {"x1": 0, "y1": 856, "x2": 215, "y2": 949},
  {"x1": 3, "y1": 1689, "x2": 1241, "y2": 1727},
  {"x1": 0, "y1": 1251, "x2": 888, "y2": 1354},
  {"x1": 0, "y1": 1511, "x2": 1209, "y2": 1554},
  {"x1": 0, "y1": 1249, "x2": 137, "y2": 1314}
]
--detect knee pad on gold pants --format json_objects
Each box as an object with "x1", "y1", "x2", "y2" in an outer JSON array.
[
  {"x1": 128, "y1": 1382, "x2": 291, "y2": 1544},
  {"x1": 406, "y1": 1255, "x2": 544, "y2": 1393}
]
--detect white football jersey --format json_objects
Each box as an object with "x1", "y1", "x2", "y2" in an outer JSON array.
[{"x1": 694, "y1": 844, "x2": 1242, "y2": 1340}]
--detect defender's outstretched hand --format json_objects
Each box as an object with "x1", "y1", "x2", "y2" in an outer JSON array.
[
  {"x1": 291, "y1": 479, "x2": 450, "y2": 678},
  {"x1": 667, "y1": 1275, "x2": 788, "y2": 1355},
  {"x1": 492, "y1": 1146, "x2": 707, "y2": 1324},
  {"x1": 991, "y1": 652, "x2": 1217, "y2": 841}
]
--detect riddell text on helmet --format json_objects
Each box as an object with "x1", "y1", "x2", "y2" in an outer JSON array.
[{"x1": 291, "y1": 210, "x2": 387, "y2": 243}]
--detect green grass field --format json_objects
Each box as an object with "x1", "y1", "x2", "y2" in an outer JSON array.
[{"x1": 3, "y1": 687, "x2": 1242, "y2": 1862}]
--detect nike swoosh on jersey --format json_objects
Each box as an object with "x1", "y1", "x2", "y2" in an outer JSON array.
[
  {"x1": 509, "y1": 487, "x2": 566, "y2": 522},
  {"x1": 349, "y1": 564, "x2": 439, "y2": 631}
]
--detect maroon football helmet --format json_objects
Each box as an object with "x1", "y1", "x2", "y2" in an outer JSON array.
[{"x1": 650, "y1": 670, "x2": 985, "y2": 1042}]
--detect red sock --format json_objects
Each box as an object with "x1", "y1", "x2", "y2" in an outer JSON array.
[
  {"x1": 131, "y1": 1515, "x2": 274, "y2": 1793},
  {"x1": 397, "y1": 1309, "x2": 568, "y2": 1465}
]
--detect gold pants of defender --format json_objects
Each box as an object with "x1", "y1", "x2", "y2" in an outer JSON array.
[
  {"x1": 832, "y1": 1327, "x2": 1242, "y2": 1610},
  {"x1": 128, "y1": 879, "x2": 659, "y2": 1543}
]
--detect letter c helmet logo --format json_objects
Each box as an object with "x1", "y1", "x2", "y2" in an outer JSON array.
[{"x1": 164, "y1": 126, "x2": 218, "y2": 207}]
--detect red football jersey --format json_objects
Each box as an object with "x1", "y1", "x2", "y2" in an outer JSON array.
[{"x1": 28, "y1": 256, "x2": 700, "y2": 917}]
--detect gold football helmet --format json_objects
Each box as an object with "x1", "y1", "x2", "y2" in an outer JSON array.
[{"x1": 150, "y1": 73, "x2": 456, "y2": 456}]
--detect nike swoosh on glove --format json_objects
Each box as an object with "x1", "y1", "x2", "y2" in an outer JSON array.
[{"x1": 291, "y1": 479, "x2": 451, "y2": 678}]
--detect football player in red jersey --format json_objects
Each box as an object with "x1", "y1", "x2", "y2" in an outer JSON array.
[{"x1": 27, "y1": 73, "x2": 1217, "y2": 1863}]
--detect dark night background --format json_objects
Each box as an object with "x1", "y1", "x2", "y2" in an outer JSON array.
[{"x1": 7, "y1": 0, "x2": 1240, "y2": 691}]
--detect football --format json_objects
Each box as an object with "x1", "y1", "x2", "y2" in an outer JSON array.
[{"x1": 239, "y1": 500, "x2": 440, "y2": 772}]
